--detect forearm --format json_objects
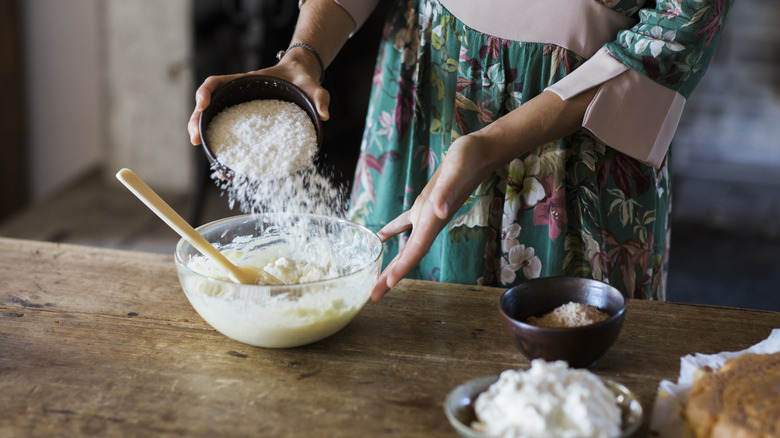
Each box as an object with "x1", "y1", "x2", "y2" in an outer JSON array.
[
  {"x1": 281, "y1": 0, "x2": 355, "y2": 77},
  {"x1": 470, "y1": 88, "x2": 597, "y2": 176}
]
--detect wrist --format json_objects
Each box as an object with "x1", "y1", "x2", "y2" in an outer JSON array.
[
  {"x1": 277, "y1": 43, "x2": 325, "y2": 83},
  {"x1": 450, "y1": 132, "x2": 505, "y2": 183},
  {"x1": 467, "y1": 127, "x2": 520, "y2": 173}
]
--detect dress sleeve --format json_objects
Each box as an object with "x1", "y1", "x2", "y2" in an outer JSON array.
[
  {"x1": 298, "y1": 0, "x2": 379, "y2": 35},
  {"x1": 545, "y1": 0, "x2": 734, "y2": 168},
  {"x1": 333, "y1": 0, "x2": 381, "y2": 34}
]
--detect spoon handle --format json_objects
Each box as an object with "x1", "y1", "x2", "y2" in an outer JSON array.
[{"x1": 116, "y1": 168, "x2": 251, "y2": 283}]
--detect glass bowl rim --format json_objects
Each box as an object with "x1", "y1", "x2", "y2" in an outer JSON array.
[{"x1": 174, "y1": 213, "x2": 383, "y2": 288}]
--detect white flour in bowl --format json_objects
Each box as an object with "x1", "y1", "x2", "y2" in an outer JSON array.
[
  {"x1": 206, "y1": 99, "x2": 317, "y2": 180},
  {"x1": 205, "y1": 98, "x2": 345, "y2": 218},
  {"x1": 472, "y1": 360, "x2": 621, "y2": 438}
]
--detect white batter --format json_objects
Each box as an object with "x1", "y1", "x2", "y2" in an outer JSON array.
[
  {"x1": 178, "y1": 235, "x2": 377, "y2": 348},
  {"x1": 190, "y1": 248, "x2": 336, "y2": 286}
]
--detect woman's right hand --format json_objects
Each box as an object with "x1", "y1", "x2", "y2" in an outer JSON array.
[
  {"x1": 189, "y1": 0, "x2": 360, "y2": 145},
  {"x1": 187, "y1": 60, "x2": 331, "y2": 146}
]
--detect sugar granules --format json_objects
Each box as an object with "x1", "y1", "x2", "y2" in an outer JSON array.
[
  {"x1": 527, "y1": 302, "x2": 610, "y2": 328},
  {"x1": 206, "y1": 98, "x2": 346, "y2": 218}
]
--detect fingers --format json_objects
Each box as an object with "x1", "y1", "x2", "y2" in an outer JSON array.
[
  {"x1": 370, "y1": 225, "x2": 438, "y2": 302},
  {"x1": 371, "y1": 212, "x2": 411, "y2": 301},
  {"x1": 196, "y1": 75, "x2": 233, "y2": 110},
  {"x1": 188, "y1": 110, "x2": 203, "y2": 145},
  {"x1": 370, "y1": 144, "x2": 486, "y2": 301},
  {"x1": 371, "y1": 202, "x2": 447, "y2": 302},
  {"x1": 310, "y1": 86, "x2": 331, "y2": 121},
  {"x1": 188, "y1": 75, "x2": 237, "y2": 145},
  {"x1": 385, "y1": 214, "x2": 439, "y2": 287},
  {"x1": 371, "y1": 252, "x2": 402, "y2": 302},
  {"x1": 376, "y1": 211, "x2": 412, "y2": 242},
  {"x1": 291, "y1": 77, "x2": 331, "y2": 121}
]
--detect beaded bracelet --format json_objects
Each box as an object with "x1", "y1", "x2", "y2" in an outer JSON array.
[{"x1": 276, "y1": 42, "x2": 325, "y2": 84}]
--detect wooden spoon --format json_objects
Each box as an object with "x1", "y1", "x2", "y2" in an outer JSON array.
[{"x1": 116, "y1": 168, "x2": 261, "y2": 284}]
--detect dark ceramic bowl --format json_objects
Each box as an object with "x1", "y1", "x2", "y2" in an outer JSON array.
[
  {"x1": 499, "y1": 277, "x2": 626, "y2": 368},
  {"x1": 198, "y1": 75, "x2": 323, "y2": 179},
  {"x1": 444, "y1": 373, "x2": 643, "y2": 438}
]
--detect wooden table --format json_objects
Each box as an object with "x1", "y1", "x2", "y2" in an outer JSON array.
[{"x1": 1, "y1": 237, "x2": 778, "y2": 437}]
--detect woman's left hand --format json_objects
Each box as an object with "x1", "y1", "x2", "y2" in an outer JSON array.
[
  {"x1": 370, "y1": 134, "x2": 492, "y2": 302},
  {"x1": 368, "y1": 89, "x2": 598, "y2": 302}
]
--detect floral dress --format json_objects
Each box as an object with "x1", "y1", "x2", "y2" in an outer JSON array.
[{"x1": 348, "y1": 0, "x2": 732, "y2": 299}]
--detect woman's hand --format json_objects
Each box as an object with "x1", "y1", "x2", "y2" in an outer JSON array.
[
  {"x1": 187, "y1": 61, "x2": 330, "y2": 146},
  {"x1": 371, "y1": 134, "x2": 493, "y2": 302},
  {"x1": 369, "y1": 89, "x2": 598, "y2": 302},
  {"x1": 187, "y1": 0, "x2": 357, "y2": 146}
]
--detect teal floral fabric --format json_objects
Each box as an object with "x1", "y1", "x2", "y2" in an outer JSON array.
[
  {"x1": 606, "y1": 0, "x2": 733, "y2": 98},
  {"x1": 348, "y1": 0, "x2": 732, "y2": 299}
]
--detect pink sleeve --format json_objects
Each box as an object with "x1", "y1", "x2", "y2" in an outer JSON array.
[
  {"x1": 333, "y1": 0, "x2": 380, "y2": 34},
  {"x1": 545, "y1": 47, "x2": 685, "y2": 169}
]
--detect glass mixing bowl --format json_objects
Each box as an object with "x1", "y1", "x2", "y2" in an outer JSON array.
[{"x1": 174, "y1": 213, "x2": 382, "y2": 348}]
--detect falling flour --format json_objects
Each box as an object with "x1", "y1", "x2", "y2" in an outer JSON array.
[{"x1": 205, "y1": 98, "x2": 346, "y2": 218}]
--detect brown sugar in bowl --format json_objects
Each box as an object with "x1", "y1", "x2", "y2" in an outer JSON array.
[{"x1": 499, "y1": 277, "x2": 627, "y2": 368}]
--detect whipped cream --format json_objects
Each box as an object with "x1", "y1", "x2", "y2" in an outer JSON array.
[{"x1": 472, "y1": 360, "x2": 621, "y2": 438}]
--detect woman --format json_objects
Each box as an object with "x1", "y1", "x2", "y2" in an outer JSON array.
[{"x1": 188, "y1": 0, "x2": 732, "y2": 302}]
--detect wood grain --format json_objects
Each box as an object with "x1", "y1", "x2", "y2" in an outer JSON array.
[{"x1": 1, "y1": 237, "x2": 778, "y2": 437}]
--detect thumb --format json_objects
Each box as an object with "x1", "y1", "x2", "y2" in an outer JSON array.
[{"x1": 305, "y1": 86, "x2": 331, "y2": 121}]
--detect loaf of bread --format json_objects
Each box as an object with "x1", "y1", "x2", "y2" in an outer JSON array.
[{"x1": 685, "y1": 351, "x2": 780, "y2": 438}]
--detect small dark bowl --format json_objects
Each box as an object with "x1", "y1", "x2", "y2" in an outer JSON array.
[
  {"x1": 499, "y1": 277, "x2": 626, "y2": 368},
  {"x1": 198, "y1": 75, "x2": 323, "y2": 179}
]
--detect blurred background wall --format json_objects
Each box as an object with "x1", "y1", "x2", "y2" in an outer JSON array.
[
  {"x1": 4, "y1": 0, "x2": 193, "y2": 214},
  {"x1": 102, "y1": 0, "x2": 194, "y2": 194},
  {"x1": 674, "y1": 1, "x2": 780, "y2": 186},
  {"x1": 21, "y1": 0, "x2": 103, "y2": 203}
]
